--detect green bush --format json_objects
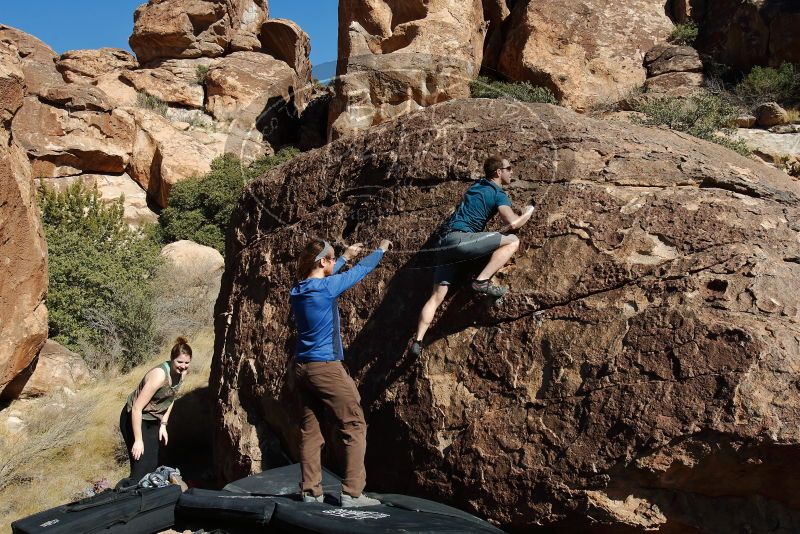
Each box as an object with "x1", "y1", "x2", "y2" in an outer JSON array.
[
  {"x1": 195, "y1": 65, "x2": 210, "y2": 85},
  {"x1": 159, "y1": 147, "x2": 299, "y2": 253},
  {"x1": 633, "y1": 91, "x2": 751, "y2": 156},
  {"x1": 136, "y1": 91, "x2": 168, "y2": 116},
  {"x1": 39, "y1": 182, "x2": 162, "y2": 371},
  {"x1": 471, "y1": 75, "x2": 558, "y2": 104},
  {"x1": 734, "y1": 63, "x2": 798, "y2": 105},
  {"x1": 669, "y1": 22, "x2": 699, "y2": 46}
]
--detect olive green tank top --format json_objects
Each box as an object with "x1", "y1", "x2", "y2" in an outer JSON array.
[{"x1": 125, "y1": 361, "x2": 183, "y2": 421}]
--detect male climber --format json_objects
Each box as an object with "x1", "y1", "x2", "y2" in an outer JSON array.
[{"x1": 409, "y1": 155, "x2": 535, "y2": 356}]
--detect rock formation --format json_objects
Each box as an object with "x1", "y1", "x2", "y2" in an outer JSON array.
[
  {"x1": 0, "y1": 37, "x2": 48, "y2": 400},
  {"x1": 495, "y1": 0, "x2": 673, "y2": 111},
  {"x1": 212, "y1": 98, "x2": 800, "y2": 532},
  {"x1": 672, "y1": 0, "x2": 800, "y2": 72},
  {"x1": 16, "y1": 340, "x2": 93, "y2": 399},
  {"x1": 129, "y1": 0, "x2": 269, "y2": 65},
  {"x1": 328, "y1": 0, "x2": 486, "y2": 139}
]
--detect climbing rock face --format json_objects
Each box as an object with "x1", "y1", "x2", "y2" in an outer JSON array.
[
  {"x1": 212, "y1": 98, "x2": 800, "y2": 532},
  {"x1": 0, "y1": 47, "x2": 47, "y2": 400},
  {"x1": 496, "y1": 0, "x2": 672, "y2": 111},
  {"x1": 0, "y1": 25, "x2": 62, "y2": 97},
  {"x1": 259, "y1": 19, "x2": 312, "y2": 89},
  {"x1": 129, "y1": 0, "x2": 269, "y2": 65},
  {"x1": 329, "y1": 0, "x2": 485, "y2": 139},
  {"x1": 674, "y1": 0, "x2": 800, "y2": 72}
]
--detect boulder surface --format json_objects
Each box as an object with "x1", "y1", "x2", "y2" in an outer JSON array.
[
  {"x1": 329, "y1": 0, "x2": 485, "y2": 139},
  {"x1": 211, "y1": 98, "x2": 800, "y2": 532},
  {"x1": 0, "y1": 45, "x2": 47, "y2": 400},
  {"x1": 495, "y1": 0, "x2": 672, "y2": 111},
  {"x1": 129, "y1": 0, "x2": 269, "y2": 64}
]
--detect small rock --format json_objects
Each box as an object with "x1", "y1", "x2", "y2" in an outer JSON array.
[
  {"x1": 755, "y1": 102, "x2": 788, "y2": 128},
  {"x1": 768, "y1": 124, "x2": 800, "y2": 134},
  {"x1": 5, "y1": 416, "x2": 25, "y2": 433},
  {"x1": 172, "y1": 121, "x2": 191, "y2": 131},
  {"x1": 735, "y1": 115, "x2": 757, "y2": 128}
]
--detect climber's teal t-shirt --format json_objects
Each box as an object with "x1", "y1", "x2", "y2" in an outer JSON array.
[{"x1": 446, "y1": 178, "x2": 512, "y2": 233}]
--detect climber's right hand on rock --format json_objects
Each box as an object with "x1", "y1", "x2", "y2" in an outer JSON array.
[{"x1": 379, "y1": 239, "x2": 393, "y2": 252}]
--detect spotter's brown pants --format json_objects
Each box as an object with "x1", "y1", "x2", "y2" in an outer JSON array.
[{"x1": 293, "y1": 360, "x2": 367, "y2": 497}]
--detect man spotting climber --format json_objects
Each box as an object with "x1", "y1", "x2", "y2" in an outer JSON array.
[{"x1": 409, "y1": 155, "x2": 535, "y2": 356}]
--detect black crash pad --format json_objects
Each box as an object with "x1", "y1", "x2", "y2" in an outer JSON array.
[{"x1": 216, "y1": 464, "x2": 506, "y2": 534}]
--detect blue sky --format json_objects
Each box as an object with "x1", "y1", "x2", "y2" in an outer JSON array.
[{"x1": 1, "y1": 0, "x2": 338, "y2": 78}]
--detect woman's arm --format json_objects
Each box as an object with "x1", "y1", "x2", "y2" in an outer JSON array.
[
  {"x1": 332, "y1": 243, "x2": 365, "y2": 274},
  {"x1": 159, "y1": 401, "x2": 175, "y2": 445},
  {"x1": 325, "y1": 241, "x2": 391, "y2": 297},
  {"x1": 130, "y1": 367, "x2": 166, "y2": 460}
]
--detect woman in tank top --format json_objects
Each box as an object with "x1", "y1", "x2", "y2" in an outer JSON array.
[{"x1": 119, "y1": 337, "x2": 192, "y2": 481}]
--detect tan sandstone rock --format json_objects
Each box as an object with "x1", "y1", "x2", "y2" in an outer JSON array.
[
  {"x1": 12, "y1": 97, "x2": 135, "y2": 177},
  {"x1": 644, "y1": 44, "x2": 703, "y2": 77},
  {"x1": 56, "y1": 48, "x2": 138, "y2": 83},
  {"x1": 121, "y1": 58, "x2": 215, "y2": 109},
  {"x1": 161, "y1": 240, "x2": 224, "y2": 277},
  {"x1": 206, "y1": 52, "x2": 295, "y2": 131},
  {"x1": 212, "y1": 98, "x2": 800, "y2": 531},
  {"x1": 755, "y1": 102, "x2": 788, "y2": 129},
  {"x1": 496, "y1": 0, "x2": 673, "y2": 111},
  {"x1": 17, "y1": 340, "x2": 93, "y2": 399},
  {"x1": 57, "y1": 49, "x2": 141, "y2": 108},
  {"x1": 0, "y1": 25, "x2": 62, "y2": 97},
  {"x1": 259, "y1": 19, "x2": 312, "y2": 88},
  {"x1": 732, "y1": 128, "x2": 800, "y2": 166},
  {"x1": 124, "y1": 107, "x2": 215, "y2": 207},
  {"x1": 0, "y1": 55, "x2": 47, "y2": 400},
  {"x1": 329, "y1": 0, "x2": 485, "y2": 139},
  {"x1": 129, "y1": 0, "x2": 268, "y2": 65}
]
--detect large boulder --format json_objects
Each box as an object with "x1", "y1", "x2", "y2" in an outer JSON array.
[
  {"x1": 0, "y1": 25, "x2": 62, "y2": 97},
  {"x1": 259, "y1": 19, "x2": 312, "y2": 88},
  {"x1": 56, "y1": 48, "x2": 138, "y2": 83},
  {"x1": 495, "y1": 0, "x2": 672, "y2": 111},
  {"x1": 0, "y1": 51, "x2": 47, "y2": 400},
  {"x1": 56, "y1": 48, "x2": 139, "y2": 108},
  {"x1": 11, "y1": 97, "x2": 136, "y2": 178},
  {"x1": 204, "y1": 51, "x2": 295, "y2": 122},
  {"x1": 120, "y1": 58, "x2": 213, "y2": 109},
  {"x1": 211, "y1": 98, "x2": 800, "y2": 532},
  {"x1": 258, "y1": 19, "x2": 313, "y2": 111},
  {"x1": 674, "y1": 0, "x2": 800, "y2": 72},
  {"x1": 123, "y1": 107, "x2": 216, "y2": 208},
  {"x1": 16, "y1": 340, "x2": 93, "y2": 399},
  {"x1": 328, "y1": 0, "x2": 485, "y2": 139},
  {"x1": 129, "y1": 0, "x2": 269, "y2": 65}
]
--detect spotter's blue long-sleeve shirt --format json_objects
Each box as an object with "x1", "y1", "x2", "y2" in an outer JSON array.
[{"x1": 289, "y1": 249, "x2": 384, "y2": 362}]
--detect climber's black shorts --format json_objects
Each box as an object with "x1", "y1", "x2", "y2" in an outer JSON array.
[{"x1": 432, "y1": 231, "x2": 503, "y2": 286}]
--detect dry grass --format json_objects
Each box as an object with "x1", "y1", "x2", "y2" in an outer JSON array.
[
  {"x1": 0, "y1": 330, "x2": 214, "y2": 530},
  {"x1": 786, "y1": 108, "x2": 800, "y2": 124}
]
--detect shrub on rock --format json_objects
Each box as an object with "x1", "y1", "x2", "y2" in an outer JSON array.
[
  {"x1": 159, "y1": 148, "x2": 299, "y2": 253},
  {"x1": 633, "y1": 91, "x2": 750, "y2": 155},
  {"x1": 735, "y1": 63, "x2": 799, "y2": 106},
  {"x1": 668, "y1": 21, "x2": 698, "y2": 46},
  {"x1": 470, "y1": 76, "x2": 558, "y2": 104}
]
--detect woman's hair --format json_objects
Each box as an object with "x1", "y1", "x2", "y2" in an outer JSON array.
[
  {"x1": 296, "y1": 239, "x2": 328, "y2": 280},
  {"x1": 171, "y1": 337, "x2": 193, "y2": 360},
  {"x1": 483, "y1": 155, "x2": 505, "y2": 178}
]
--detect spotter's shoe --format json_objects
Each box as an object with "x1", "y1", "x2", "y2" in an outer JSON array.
[
  {"x1": 302, "y1": 492, "x2": 324, "y2": 503},
  {"x1": 471, "y1": 279, "x2": 508, "y2": 298},
  {"x1": 340, "y1": 493, "x2": 381, "y2": 507}
]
